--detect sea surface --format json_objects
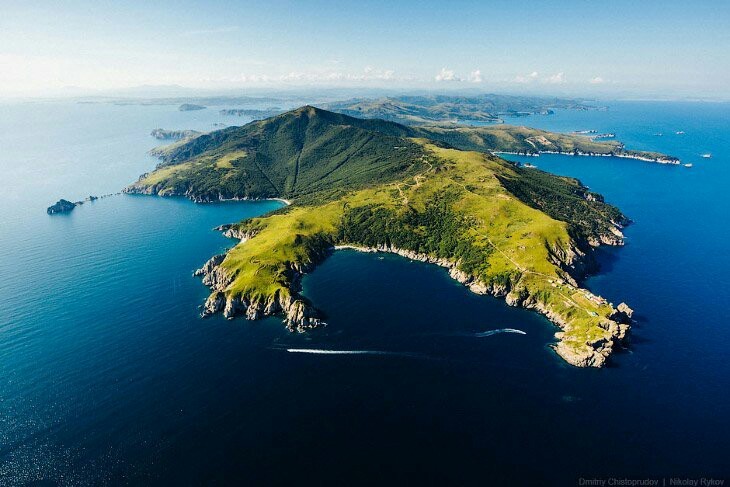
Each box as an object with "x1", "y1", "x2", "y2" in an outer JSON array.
[{"x1": 0, "y1": 100, "x2": 728, "y2": 485}]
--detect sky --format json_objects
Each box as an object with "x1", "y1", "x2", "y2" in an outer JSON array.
[{"x1": 1, "y1": 0, "x2": 729, "y2": 99}]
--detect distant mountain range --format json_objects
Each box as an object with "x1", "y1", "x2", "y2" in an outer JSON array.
[{"x1": 322, "y1": 94, "x2": 603, "y2": 124}]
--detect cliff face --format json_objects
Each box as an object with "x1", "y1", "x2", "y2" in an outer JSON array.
[{"x1": 124, "y1": 184, "x2": 279, "y2": 204}]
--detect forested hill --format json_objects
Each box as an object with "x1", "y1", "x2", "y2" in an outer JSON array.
[{"x1": 133, "y1": 106, "x2": 428, "y2": 202}]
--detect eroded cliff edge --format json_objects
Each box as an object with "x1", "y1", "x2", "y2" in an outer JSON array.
[{"x1": 195, "y1": 220, "x2": 632, "y2": 368}]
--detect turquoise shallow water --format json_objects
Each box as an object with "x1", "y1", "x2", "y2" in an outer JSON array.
[{"x1": 0, "y1": 100, "x2": 728, "y2": 485}]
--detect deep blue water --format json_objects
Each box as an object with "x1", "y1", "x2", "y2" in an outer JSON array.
[{"x1": 0, "y1": 100, "x2": 728, "y2": 485}]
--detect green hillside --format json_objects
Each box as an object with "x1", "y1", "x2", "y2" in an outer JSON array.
[{"x1": 127, "y1": 106, "x2": 634, "y2": 367}]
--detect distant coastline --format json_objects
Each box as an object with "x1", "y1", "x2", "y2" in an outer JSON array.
[{"x1": 493, "y1": 150, "x2": 681, "y2": 165}]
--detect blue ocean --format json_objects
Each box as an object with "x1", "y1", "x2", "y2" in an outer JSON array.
[{"x1": 0, "y1": 100, "x2": 727, "y2": 485}]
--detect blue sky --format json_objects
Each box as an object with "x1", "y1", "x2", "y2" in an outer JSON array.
[{"x1": 1, "y1": 0, "x2": 728, "y2": 98}]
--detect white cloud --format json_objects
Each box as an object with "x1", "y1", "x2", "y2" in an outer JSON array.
[
  {"x1": 589, "y1": 76, "x2": 605, "y2": 84},
  {"x1": 468, "y1": 69, "x2": 483, "y2": 83},
  {"x1": 240, "y1": 73, "x2": 273, "y2": 83},
  {"x1": 514, "y1": 71, "x2": 539, "y2": 83},
  {"x1": 544, "y1": 72, "x2": 565, "y2": 84},
  {"x1": 435, "y1": 67, "x2": 460, "y2": 82}
]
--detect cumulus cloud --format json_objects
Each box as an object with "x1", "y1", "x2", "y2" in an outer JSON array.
[
  {"x1": 468, "y1": 69, "x2": 483, "y2": 83},
  {"x1": 514, "y1": 71, "x2": 539, "y2": 83},
  {"x1": 589, "y1": 76, "x2": 605, "y2": 84},
  {"x1": 435, "y1": 67, "x2": 460, "y2": 82},
  {"x1": 544, "y1": 72, "x2": 565, "y2": 84}
]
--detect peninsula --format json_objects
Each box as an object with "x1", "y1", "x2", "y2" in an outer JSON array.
[
  {"x1": 408, "y1": 124, "x2": 680, "y2": 164},
  {"x1": 126, "y1": 106, "x2": 638, "y2": 367}
]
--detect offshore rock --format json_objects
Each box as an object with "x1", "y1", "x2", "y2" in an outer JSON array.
[{"x1": 47, "y1": 199, "x2": 77, "y2": 214}]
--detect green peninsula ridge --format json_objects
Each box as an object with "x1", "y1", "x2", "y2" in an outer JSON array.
[{"x1": 126, "y1": 106, "x2": 639, "y2": 367}]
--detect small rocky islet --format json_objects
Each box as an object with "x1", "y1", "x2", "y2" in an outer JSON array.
[
  {"x1": 46, "y1": 199, "x2": 78, "y2": 214},
  {"x1": 178, "y1": 103, "x2": 206, "y2": 111},
  {"x1": 47, "y1": 194, "x2": 118, "y2": 214}
]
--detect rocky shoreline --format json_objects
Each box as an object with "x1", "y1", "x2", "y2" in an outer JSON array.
[
  {"x1": 332, "y1": 244, "x2": 631, "y2": 367},
  {"x1": 194, "y1": 226, "x2": 324, "y2": 333},
  {"x1": 494, "y1": 150, "x2": 680, "y2": 165},
  {"x1": 195, "y1": 224, "x2": 632, "y2": 367},
  {"x1": 123, "y1": 184, "x2": 291, "y2": 206}
]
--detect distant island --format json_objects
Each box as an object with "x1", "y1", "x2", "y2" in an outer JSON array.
[
  {"x1": 219, "y1": 108, "x2": 284, "y2": 119},
  {"x1": 126, "y1": 106, "x2": 642, "y2": 367},
  {"x1": 178, "y1": 103, "x2": 206, "y2": 111},
  {"x1": 322, "y1": 94, "x2": 604, "y2": 125},
  {"x1": 150, "y1": 128, "x2": 201, "y2": 140}
]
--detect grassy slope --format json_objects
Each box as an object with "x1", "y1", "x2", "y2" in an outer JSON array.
[
  {"x1": 416, "y1": 124, "x2": 622, "y2": 153},
  {"x1": 217, "y1": 143, "x2": 625, "y2": 366},
  {"x1": 410, "y1": 124, "x2": 678, "y2": 162},
  {"x1": 128, "y1": 106, "x2": 631, "y2": 366}
]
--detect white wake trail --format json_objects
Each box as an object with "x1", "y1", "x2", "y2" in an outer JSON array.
[
  {"x1": 282, "y1": 348, "x2": 424, "y2": 358},
  {"x1": 472, "y1": 328, "x2": 527, "y2": 337},
  {"x1": 287, "y1": 348, "x2": 384, "y2": 355}
]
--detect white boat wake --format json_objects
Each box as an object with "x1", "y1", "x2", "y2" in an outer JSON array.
[
  {"x1": 287, "y1": 348, "x2": 386, "y2": 355},
  {"x1": 281, "y1": 348, "x2": 423, "y2": 358},
  {"x1": 472, "y1": 328, "x2": 527, "y2": 337}
]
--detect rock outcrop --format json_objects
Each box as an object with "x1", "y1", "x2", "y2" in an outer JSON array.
[
  {"x1": 194, "y1": 253, "x2": 324, "y2": 332},
  {"x1": 47, "y1": 199, "x2": 77, "y2": 214}
]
